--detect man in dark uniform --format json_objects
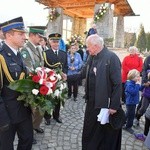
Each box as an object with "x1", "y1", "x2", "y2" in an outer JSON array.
[
  {"x1": 0, "y1": 17, "x2": 33, "y2": 150},
  {"x1": 43, "y1": 33, "x2": 67, "y2": 124}
]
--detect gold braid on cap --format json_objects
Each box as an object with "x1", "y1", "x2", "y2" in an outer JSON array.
[
  {"x1": 0, "y1": 54, "x2": 25, "y2": 85},
  {"x1": 43, "y1": 51, "x2": 62, "y2": 70}
]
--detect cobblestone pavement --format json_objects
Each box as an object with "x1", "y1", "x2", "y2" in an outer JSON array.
[{"x1": 14, "y1": 49, "x2": 148, "y2": 150}]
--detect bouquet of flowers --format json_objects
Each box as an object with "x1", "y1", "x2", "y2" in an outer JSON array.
[
  {"x1": 8, "y1": 67, "x2": 68, "y2": 115},
  {"x1": 94, "y1": 4, "x2": 108, "y2": 23}
]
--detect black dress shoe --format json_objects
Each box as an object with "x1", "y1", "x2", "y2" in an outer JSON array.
[
  {"x1": 54, "y1": 118, "x2": 62, "y2": 123},
  {"x1": 45, "y1": 119, "x2": 51, "y2": 125},
  {"x1": 34, "y1": 128, "x2": 44, "y2": 133},
  {"x1": 32, "y1": 138, "x2": 37, "y2": 144}
]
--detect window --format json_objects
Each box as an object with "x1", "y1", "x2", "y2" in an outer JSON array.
[{"x1": 63, "y1": 15, "x2": 73, "y2": 42}]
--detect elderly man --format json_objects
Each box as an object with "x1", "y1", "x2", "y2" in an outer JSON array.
[
  {"x1": 81, "y1": 34, "x2": 122, "y2": 150},
  {"x1": 0, "y1": 17, "x2": 33, "y2": 150}
]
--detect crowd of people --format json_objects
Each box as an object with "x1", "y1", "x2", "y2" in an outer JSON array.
[{"x1": 0, "y1": 16, "x2": 150, "y2": 150}]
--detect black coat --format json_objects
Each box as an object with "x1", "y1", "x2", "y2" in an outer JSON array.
[
  {"x1": 0, "y1": 44, "x2": 31, "y2": 125},
  {"x1": 43, "y1": 48, "x2": 68, "y2": 73},
  {"x1": 81, "y1": 47, "x2": 122, "y2": 109}
]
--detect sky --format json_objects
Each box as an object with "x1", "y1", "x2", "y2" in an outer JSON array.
[{"x1": 0, "y1": 0, "x2": 149, "y2": 33}]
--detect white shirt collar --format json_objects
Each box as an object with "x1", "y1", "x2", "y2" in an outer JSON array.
[{"x1": 5, "y1": 43, "x2": 18, "y2": 55}]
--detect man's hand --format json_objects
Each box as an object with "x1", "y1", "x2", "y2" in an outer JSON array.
[
  {"x1": 109, "y1": 109, "x2": 117, "y2": 115},
  {"x1": 62, "y1": 73, "x2": 67, "y2": 81}
]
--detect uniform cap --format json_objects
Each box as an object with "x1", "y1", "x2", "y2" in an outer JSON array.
[
  {"x1": 0, "y1": 17, "x2": 26, "y2": 33},
  {"x1": 28, "y1": 26, "x2": 45, "y2": 37},
  {"x1": 48, "y1": 33, "x2": 61, "y2": 40}
]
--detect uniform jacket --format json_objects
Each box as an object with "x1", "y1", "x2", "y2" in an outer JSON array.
[
  {"x1": 21, "y1": 41, "x2": 44, "y2": 71},
  {"x1": 125, "y1": 80, "x2": 140, "y2": 105},
  {"x1": 0, "y1": 43, "x2": 31, "y2": 124},
  {"x1": 43, "y1": 48, "x2": 68, "y2": 74},
  {"x1": 121, "y1": 54, "x2": 143, "y2": 83},
  {"x1": 81, "y1": 47, "x2": 122, "y2": 110}
]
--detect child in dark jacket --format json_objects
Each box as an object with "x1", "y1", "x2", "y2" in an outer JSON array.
[{"x1": 123, "y1": 69, "x2": 141, "y2": 134}]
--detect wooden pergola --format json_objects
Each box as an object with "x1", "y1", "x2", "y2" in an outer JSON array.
[{"x1": 35, "y1": 0, "x2": 135, "y2": 18}]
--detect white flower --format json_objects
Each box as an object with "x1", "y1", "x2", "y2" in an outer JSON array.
[
  {"x1": 60, "y1": 84, "x2": 64, "y2": 90},
  {"x1": 63, "y1": 83, "x2": 67, "y2": 89},
  {"x1": 54, "y1": 89, "x2": 60, "y2": 97},
  {"x1": 35, "y1": 67, "x2": 42, "y2": 72},
  {"x1": 47, "y1": 88, "x2": 53, "y2": 95},
  {"x1": 39, "y1": 79, "x2": 44, "y2": 85},
  {"x1": 45, "y1": 82, "x2": 53, "y2": 88},
  {"x1": 50, "y1": 76, "x2": 56, "y2": 81},
  {"x1": 32, "y1": 89, "x2": 39, "y2": 95},
  {"x1": 45, "y1": 68, "x2": 51, "y2": 73},
  {"x1": 57, "y1": 74, "x2": 62, "y2": 80}
]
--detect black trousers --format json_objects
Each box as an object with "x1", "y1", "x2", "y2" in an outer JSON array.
[
  {"x1": 67, "y1": 80, "x2": 78, "y2": 98},
  {"x1": 135, "y1": 96, "x2": 143, "y2": 120},
  {"x1": 121, "y1": 83, "x2": 126, "y2": 103},
  {"x1": 144, "y1": 116, "x2": 150, "y2": 136},
  {"x1": 0, "y1": 116, "x2": 33, "y2": 150},
  {"x1": 44, "y1": 101, "x2": 61, "y2": 120}
]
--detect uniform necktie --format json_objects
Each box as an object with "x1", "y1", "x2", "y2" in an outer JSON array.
[
  {"x1": 54, "y1": 50, "x2": 58, "y2": 56},
  {"x1": 17, "y1": 52, "x2": 20, "y2": 58}
]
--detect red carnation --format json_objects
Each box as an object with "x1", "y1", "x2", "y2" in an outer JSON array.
[
  {"x1": 39, "y1": 85, "x2": 49, "y2": 95},
  {"x1": 32, "y1": 75, "x2": 40, "y2": 83}
]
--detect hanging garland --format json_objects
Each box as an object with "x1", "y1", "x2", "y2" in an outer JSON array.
[
  {"x1": 94, "y1": 4, "x2": 108, "y2": 23},
  {"x1": 47, "y1": 8, "x2": 60, "y2": 22}
]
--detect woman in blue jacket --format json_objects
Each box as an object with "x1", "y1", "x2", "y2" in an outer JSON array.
[{"x1": 67, "y1": 43, "x2": 83, "y2": 101}]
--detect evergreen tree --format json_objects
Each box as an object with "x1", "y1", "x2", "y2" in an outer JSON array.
[
  {"x1": 146, "y1": 33, "x2": 150, "y2": 51},
  {"x1": 124, "y1": 32, "x2": 136, "y2": 48},
  {"x1": 130, "y1": 33, "x2": 136, "y2": 46},
  {"x1": 135, "y1": 24, "x2": 146, "y2": 52}
]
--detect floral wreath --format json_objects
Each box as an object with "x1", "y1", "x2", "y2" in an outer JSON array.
[
  {"x1": 48, "y1": 8, "x2": 60, "y2": 22},
  {"x1": 67, "y1": 34, "x2": 84, "y2": 48},
  {"x1": 94, "y1": 4, "x2": 108, "y2": 23}
]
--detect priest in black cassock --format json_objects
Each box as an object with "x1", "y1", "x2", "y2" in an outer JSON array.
[{"x1": 81, "y1": 34, "x2": 122, "y2": 150}]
